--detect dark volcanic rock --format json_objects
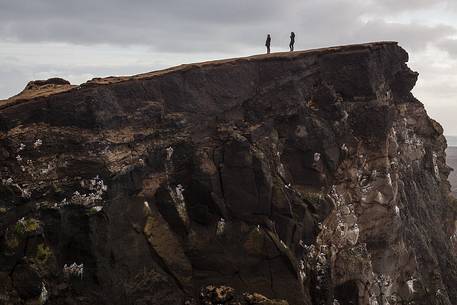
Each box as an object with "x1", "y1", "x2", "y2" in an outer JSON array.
[{"x1": 0, "y1": 42, "x2": 456, "y2": 305}]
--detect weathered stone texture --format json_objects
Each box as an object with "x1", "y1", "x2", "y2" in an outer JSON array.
[{"x1": 0, "y1": 42, "x2": 456, "y2": 305}]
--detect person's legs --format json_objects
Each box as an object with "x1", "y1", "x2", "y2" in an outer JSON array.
[{"x1": 267, "y1": 46, "x2": 270, "y2": 54}]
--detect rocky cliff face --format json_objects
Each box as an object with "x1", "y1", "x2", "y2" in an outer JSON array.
[{"x1": 1, "y1": 42, "x2": 456, "y2": 305}]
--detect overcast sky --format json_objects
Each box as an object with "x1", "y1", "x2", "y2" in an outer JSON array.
[{"x1": 1, "y1": 0, "x2": 457, "y2": 134}]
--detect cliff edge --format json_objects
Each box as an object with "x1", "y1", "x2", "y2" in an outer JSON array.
[{"x1": 0, "y1": 42, "x2": 456, "y2": 305}]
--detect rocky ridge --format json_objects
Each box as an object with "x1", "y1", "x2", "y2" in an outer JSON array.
[{"x1": 0, "y1": 42, "x2": 456, "y2": 305}]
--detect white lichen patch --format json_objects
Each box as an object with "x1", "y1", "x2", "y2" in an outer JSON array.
[
  {"x1": 34, "y1": 139, "x2": 43, "y2": 148},
  {"x1": 299, "y1": 259, "x2": 306, "y2": 281},
  {"x1": 175, "y1": 184, "x2": 185, "y2": 201},
  {"x1": 83, "y1": 175, "x2": 108, "y2": 193},
  {"x1": 144, "y1": 201, "x2": 151, "y2": 213},
  {"x1": 406, "y1": 278, "x2": 415, "y2": 294},
  {"x1": 56, "y1": 198, "x2": 68, "y2": 207},
  {"x1": 432, "y1": 152, "x2": 440, "y2": 180},
  {"x1": 386, "y1": 173, "x2": 392, "y2": 186},
  {"x1": 169, "y1": 184, "x2": 189, "y2": 225},
  {"x1": 342, "y1": 110, "x2": 349, "y2": 119},
  {"x1": 216, "y1": 218, "x2": 225, "y2": 235},
  {"x1": 315, "y1": 250, "x2": 328, "y2": 286},
  {"x1": 341, "y1": 144, "x2": 348, "y2": 154},
  {"x1": 394, "y1": 206, "x2": 400, "y2": 216},
  {"x1": 166, "y1": 146, "x2": 174, "y2": 161},
  {"x1": 39, "y1": 282, "x2": 48, "y2": 305},
  {"x1": 324, "y1": 186, "x2": 361, "y2": 248},
  {"x1": 330, "y1": 185, "x2": 346, "y2": 208},
  {"x1": 12, "y1": 183, "x2": 32, "y2": 199},
  {"x1": 63, "y1": 262, "x2": 84, "y2": 279},
  {"x1": 295, "y1": 125, "x2": 307, "y2": 138},
  {"x1": 346, "y1": 224, "x2": 359, "y2": 246},
  {"x1": 450, "y1": 225, "x2": 457, "y2": 243},
  {"x1": 2, "y1": 177, "x2": 13, "y2": 185},
  {"x1": 277, "y1": 163, "x2": 287, "y2": 180},
  {"x1": 370, "y1": 169, "x2": 378, "y2": 180},
  {"x1": 40, "y1": 163, "x2": 55, "y2": 175},
  {"x1": 369, "y1": 295, "x2": 379, "y2": 305},
  {"x1": 71, "y1": 192, "x2": 99, "y2": 206},
  {"x1": 56, "y1": 176, "x2": 108, "y2": 208},
  {"x1": 92, "y1": 206, "x2": 103, "y2": 212},
  {"x1": 372, "y1": 273, "x2": 393, "y2": 304}
]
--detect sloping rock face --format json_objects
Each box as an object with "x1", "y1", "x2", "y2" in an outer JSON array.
[
  {"x1": 0, "y1": 42, "x2": 456, "y2": 305},
  {"x1": 4, "y1": 78, "x2": 75, "y2": 104}
]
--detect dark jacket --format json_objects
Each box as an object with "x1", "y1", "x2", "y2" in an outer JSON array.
[{"x1": 290, "y1": 33, "x2": 295, "y2": 43}]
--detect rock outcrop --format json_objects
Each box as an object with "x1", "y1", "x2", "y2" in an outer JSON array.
[
  {"x1": 0, "y1": 42, "x2": 456, "y2": 305},
  {"x1": 5, "y1": 78, "x2": 75, "y2": 104}
]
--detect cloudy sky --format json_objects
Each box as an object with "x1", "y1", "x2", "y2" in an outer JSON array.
[{"x1": 1, "y1": 0, "x2": 457, "y2": 134}]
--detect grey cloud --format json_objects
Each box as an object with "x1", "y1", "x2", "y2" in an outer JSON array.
[
  {"x1": 438, "y1": 38, "x2": 457, "y2": 57},
  {"x1": 0, "y1": 66, "x2": 30, "y2": 99},
  {"x1": 291, "y1": 2, "x2": 456, "y2": 53},
  {"x1": 0, "y1": 0, "x2": 292, "y2": 52},
  {"x1": 0, "y1": 0, "x2": 285, "y2": 25},
  {"x1": 352, "y1": 20, "x2": 456, "y2": 52},
  {"x1": 369, "y1": 0, "x2": 445, "y2": 11},
  {"x1": 1, "y1": 0, "x2": 455, "y2": 55}
]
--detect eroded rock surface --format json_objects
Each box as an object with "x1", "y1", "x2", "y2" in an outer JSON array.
[
  {"x1": 2, "y1": 78, "x2": 75, "y2": 105},
  {"x1": 0, "y1": 42, "x2": 456, "y2": 305}
]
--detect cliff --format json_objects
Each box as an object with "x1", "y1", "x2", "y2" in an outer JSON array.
[{"x1": 0, "y1": 42, "x2": 456, "y2": 305}]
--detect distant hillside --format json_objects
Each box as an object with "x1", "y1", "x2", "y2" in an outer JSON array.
[
  {"x1": 445, "y1": 136, "x2": 457, "y2": 196},
  {"x1": 446, "y1": 135, "x2": 457, "y2": 147},
  {"x1": 447, "y1": 147, "x2": 457, "y2": 196}
]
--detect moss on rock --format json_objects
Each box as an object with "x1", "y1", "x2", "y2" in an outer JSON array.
[
  {"x1": 35, "y1": 243, "x2": 52, "y2": 266},
  {"x1": 15, "y1": 218, "x2": 41, "y2": 236}
]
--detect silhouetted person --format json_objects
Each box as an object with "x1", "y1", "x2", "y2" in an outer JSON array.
[
  {"x1": 265, "y1": 34, "x2": 271, "y2": 54},
  {"x1": 289, "y1": 32, "x2": 295, "y2": 51}
]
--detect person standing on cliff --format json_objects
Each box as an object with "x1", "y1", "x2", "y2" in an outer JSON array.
[
  {"x1": 289, "y1": 32, "x2": 295, "y2": 51},
  {"x1": 265, "y1": 34, "x2": 271, "y2": 54}
]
